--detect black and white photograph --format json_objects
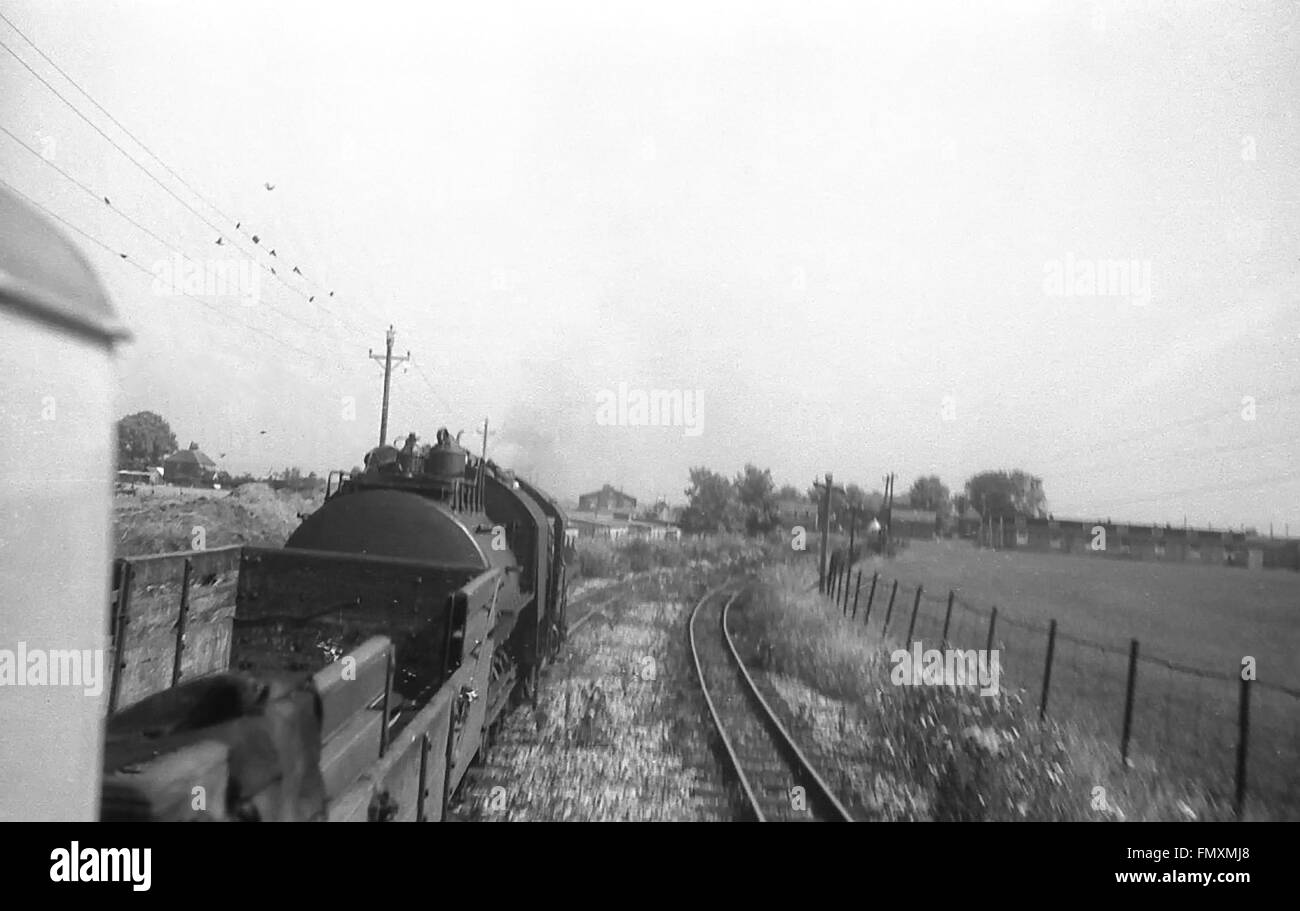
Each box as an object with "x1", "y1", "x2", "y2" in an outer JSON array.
[{"x1": 0, "y1": 0, "x2": 1294, "y2": 864}]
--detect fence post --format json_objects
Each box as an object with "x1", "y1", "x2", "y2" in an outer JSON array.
[
  {"x1": 941, "y1": 590, "x2": 954, "y2": 645},
  {"x1": 1234, "y1": 674, "x2": 1252, "y2": 819},
  {"x1": 1039, "y1": 619, "x2": 1057, "y2": 720},
  {"x1": 107, "y1": 560, "x2": 134, "y2": 715},
  {"x1": 905, "y1": 585, "x2": 923, "y2": 643},
  {"x1": 985, "y1": 606, "x2": 998, "y2": 655},
  {"x1": 1120, "y1": 639, "x2": 1140, "y2": 766},
  {"x1": 851, "y1": 570, "x2": 863, "y2": 619},
  {"x1": 171, "y1": 556, "x2": 193, "y2": 687},
  {"x1": 882, "y1": 580, "x2": 899, "y2": 636},
  {"x1": 863, "y1": 571, "x2": 878, "y2": 625},
  {"x1": 841, "y1": 560, "x2": 851, "y2": 613}
]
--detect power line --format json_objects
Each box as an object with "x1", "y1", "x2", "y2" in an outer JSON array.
[
  {"x1": 1037, "y1": 386, "x2": 1300, "y2": 467},
  {"x1": 0, "y1": 122, "x2": 347, "y2": 343},
  {"x1": 1037, "y1": 431, "x2": 1300, "y2": 479},
  {"x1": 0, "y1": 27, "x2": 381, "y2": 340},
  {"x1": 0, "y1": 9, "x2": 389, "y2": 339},
  {"x1": 411, "y1": 357, "x2": 455, "y2": 416},
  {"x1": 0, "y1": 37, "x2": 235, "y2": 250},
  {"x1": 1075, "y1": 468, "x2": 1300, "y2": 514},
  {"x1": 0, "y1": 175, "x2": 335, "y2": 368}
]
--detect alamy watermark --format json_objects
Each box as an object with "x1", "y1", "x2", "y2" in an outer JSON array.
[
  {"x1": 152, "y1": 254, "x2": 260, "y2": 306},
  {"x1": 890, "y1": 643, "x2": 1001, "y2": 697},
  {"x1": 0, "y1": 643, "x2": 104, "y2": 697},
  {"x1": 50, "y1": 843, "x2": 151, "y2": 891},
  {"x1": 1043, "y1": 252, "x2": 1151, "y2": 306},
  {"x1": 595, "y1": 382, "x2": 703, "y2": 437}
]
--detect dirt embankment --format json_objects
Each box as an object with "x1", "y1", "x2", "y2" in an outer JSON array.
[{"x1": 113, "y1": 483, "x2": 322, "y2": 557}]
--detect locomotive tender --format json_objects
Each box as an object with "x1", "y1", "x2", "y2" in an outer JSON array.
[{"x1": 0, "y1": 185, "x2": 569, "y2": 821}]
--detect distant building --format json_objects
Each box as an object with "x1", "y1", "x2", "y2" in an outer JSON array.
[
  {"x1": 776, "y1": 497, "x2": 819, "y2": 528},
  {"x1": 115, "y1": 469, "x2": 157, "y2": 489},
  {"x1": 163, "y1": 443, "x2": 216, "y2": 486},
  {"x1": 569, "y1": 513, "x2": 629, "y2": 542},
  {"x1": 578, "y1": 484, "x2": 637, "y2": 513},
  {"x1": 889, "y1": 508, "x2": 937, "y2": 540},
  {"x1": 984, "y1": 515, "x2": 1300, "y2": 572},
  {"x1": 957, "y1": 505, "x2": 981, "y2": 538}
]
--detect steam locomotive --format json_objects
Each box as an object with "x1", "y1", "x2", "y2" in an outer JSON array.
[{"x1": 0, "y1": 185, "x2": 568, "y2": 821}]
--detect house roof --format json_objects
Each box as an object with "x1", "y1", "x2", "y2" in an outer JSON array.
[
  {"x1": 579, "y1": 483, "x2": 636, "y2": 501},
  {"x1": 164, "y1": 448, "x2": 216, "y2": 468}
]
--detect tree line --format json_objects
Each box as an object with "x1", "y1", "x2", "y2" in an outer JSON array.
[{"x1": 678, "y1": 465, "x2": 1048, "y2": 536}]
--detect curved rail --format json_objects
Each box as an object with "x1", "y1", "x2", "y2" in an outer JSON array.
[{"x1": 689, "y1": 584, "x2": 854, "y2": 822}]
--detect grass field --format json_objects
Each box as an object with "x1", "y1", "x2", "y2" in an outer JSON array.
[
  {"x1": 827, "y1": 539, "x2": 1300, "y2": 817},
  {"x1": 879, "y1": 539, "x2": 1300, "y2": 690},
  {"x1": 738, "y1": 566, "x2": 1239, "y2": 821}
]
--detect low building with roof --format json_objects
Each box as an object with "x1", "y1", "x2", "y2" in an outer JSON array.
[
  {"x1": 163, "y1": 442, "x2": 217, "y2": 486},
  {"x1": 889, "y1": 507, "x2": 938, "y2": 540},
  {"x1": 578, "y1": 484, "x2": 637, "y2": 514}
]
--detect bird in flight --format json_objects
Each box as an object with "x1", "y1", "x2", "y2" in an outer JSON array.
[
  {"x1": 252, "y1": 235, "x2": 260, "y2": 244},
  {"x1": 264, "y1": 182, "x2": 275, "y2": 191},
  {"x1": 215, "y1": 237, "x2": 224, "y2": 245},
  {"x1": 292, "y1": 266, "x2": 302, "y2": 275},
  {"x1": 103, "y1": 196, "x2": 110, "y2": 205}
]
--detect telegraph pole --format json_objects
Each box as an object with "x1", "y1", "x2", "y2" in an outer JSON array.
[
  {"x1": 881, "y1": 472, "x2": 895, "y2": 554},
  {"x1": 478, "y1": 417, "x2": 491, "y2": 466},
  {"x1": 474, "y1": 418, "x2": 496, "y2": 502},
  {"x1": 369, "y1": 325, "x2": 410, "y2": 447},
  {"x1": 813, "y1": 473, "x2": 844, "y2": 593}
]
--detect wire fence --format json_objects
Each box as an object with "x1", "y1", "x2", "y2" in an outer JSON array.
[{"x1": 819, "y1": 550, "x2": 1300, "y2": 819}]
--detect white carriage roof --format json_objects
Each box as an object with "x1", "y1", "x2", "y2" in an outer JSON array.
[{"x1": 0, "y1": 185, "x2": 130, "y2": 345}]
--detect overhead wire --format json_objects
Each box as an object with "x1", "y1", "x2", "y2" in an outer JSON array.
[
  {"x1": 0, "y1": 24, "x2": 387, "y2": 342},
  {"x1": 0, "y1": 122, "x2": 345, "y2": 342},
  {"x1": 0, "y1": 175, "x2": 337, "y2": 369}
]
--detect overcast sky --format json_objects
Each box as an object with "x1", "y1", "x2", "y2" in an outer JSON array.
[{"x1": 3, "y1": 0, "x2": 1298, "y2": 530}]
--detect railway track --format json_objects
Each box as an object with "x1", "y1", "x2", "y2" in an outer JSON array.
[{"x1": 689, "y1": 583, "x2": 854, "y2": 822}]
